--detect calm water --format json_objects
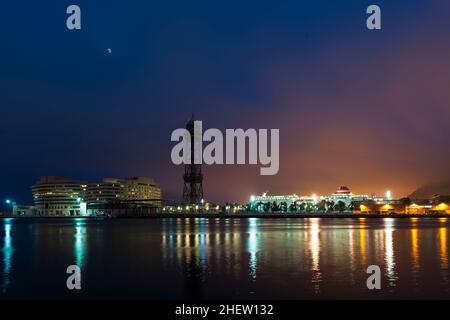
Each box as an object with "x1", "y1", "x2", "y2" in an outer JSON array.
[{"x1": 0, "y1": 217, "x2": 449, "y2": 299}]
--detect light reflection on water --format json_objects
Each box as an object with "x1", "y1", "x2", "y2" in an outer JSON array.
[
  {"x1": 1, "y1": 217, "x2": 450, "y2": 299},
  {"x1": 384, "y1": 218, "x2": 397, "y2": 287},
  {"x1": 359, "y1": 218, "x2": 367, "y2": 269},
  {"x1": 74, "y1": 220, "x2": 87, "y2": 269},
  {"x1": 410, "y1": 219, "x2": 420, "y2": 291},
  {"x1": 439, "y1": 219, "x2": 449, "y2": 291},
  {"x1": 308, "y1": 218, "x2": 321, "y2": 292},
  {"x1": 1, "y1": 220, "x2": 13, "y2": 293},
  {"x1": 247, "y1": 218, "x2": 258, "y2": 281}
]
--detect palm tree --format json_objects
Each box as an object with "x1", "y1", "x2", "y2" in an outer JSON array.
[
  {"x1": 348, "y1": 202, "x2": 355, "y2": 211},
  {"x1": 271, "y1": 201, "x2": 280, "y2": 212},
  {"x1": 289, "y1": 202, "x2": 296, "y2": 212},
  {"x1": 317, "y1": 200, "x2": 327, "y2": 212},
  {"x1": 335, "y1": 201, "x2": 346, "y2": 212},
  {"x1": 326, "y1": 200, "x2": 335, "y2": 212},
  {"x1": 298, "y1": 202, "x2": 306, "y2": 213}
]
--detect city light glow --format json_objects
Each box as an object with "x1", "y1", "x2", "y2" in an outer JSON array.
[{"x1": 386, "y1": 190, "x2": 391, "y2": 200}]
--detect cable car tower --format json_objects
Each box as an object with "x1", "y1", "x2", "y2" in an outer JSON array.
[{"x1": 182, "y1": 115, "x2": 204, "y2": 204}]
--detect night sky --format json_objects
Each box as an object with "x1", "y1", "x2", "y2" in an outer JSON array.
[{"x1": 1, "y1": 1, "x2": 449, "y2": 206}]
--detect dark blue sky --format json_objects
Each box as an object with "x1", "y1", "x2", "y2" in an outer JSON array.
[{"x1": 1, "y1": 1, "x2": 449, "y2": 207}]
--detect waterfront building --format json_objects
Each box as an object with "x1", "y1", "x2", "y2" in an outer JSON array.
[
  {"x1": 32, "y1": 176, "x2": 88, "y2": 216},
  {"x1": 85, "y1": 177, "x2": 162, "y2": 216},
  {"x1": 405, "y1": 201, "x2": 432, "y2": 214},
  {"x1": 28, "y1": 176, "x2": 162, "y2": 217},
  {"x1": 430, "y1": 195, "x2": 450, "y2": 214},
  {"x1": 324, "y1": 186, "x2": 370, "y2": 207},
  {"x1": 248, "y1": 186, "x2": 370, "y2": 212},
  {"x1": 357, "y1": 201, "x2": 408, "y2": 214},
  {"x1": 431, "y1": 203, "x2": 450, "y2": 214},
  {"x1": 355, "y1": 198, "x2": 449, "y2": 215},
  {"x1": 86, "y1": 177, "x2": 161, "y2": 204},
  {"x1": 12, "y1": 204, "x2": 36, "y2": 217},
  {"x1": 250, "y1": 193, "x2": 300, "y2": 207}
]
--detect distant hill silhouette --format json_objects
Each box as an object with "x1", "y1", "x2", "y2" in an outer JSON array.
[{"x1": 409, "y1": 181, "x2": 450, "y2": 199}]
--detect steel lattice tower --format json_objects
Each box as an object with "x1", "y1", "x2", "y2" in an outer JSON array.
[{"x1": 182, "y1": 115, "x2": 204, "y2": 204}]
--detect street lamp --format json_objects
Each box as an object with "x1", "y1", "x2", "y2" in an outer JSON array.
[{"x1": 5, "y1": 199, "x2": 15, "y2": 214}]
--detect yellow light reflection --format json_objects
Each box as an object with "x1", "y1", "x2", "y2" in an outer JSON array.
[
  {"x1": 384, "y1": 218, "x2": 397, "y2": 286},
  {"x1": 359, "y1": 218, "x2": 367, "y2": 267},
  {"x1": 349, "y1": 227, "x2": 355, "y2": 275},
  {"x1": 411, "y1": 226, "x2": 419, "y2": 277},
  {"x1": 309, "y1": 218, "x2": 322, "y2": 292},
  {"x1": 439, "y1": 227, "x2": 449, "y2": 288},
  {"x1": 439, "y1": 227, "x2": 448, "y2": 269}
]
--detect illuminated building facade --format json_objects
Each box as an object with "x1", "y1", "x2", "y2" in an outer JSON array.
[
  {"x1": 249, "y1": 186, "x2": 370, "y2": 212},
  {"x1": 250, "y1": 193, "x2": 300, "y2": 206},
  {"x1": 325, "y1": 186, "x2": 370, "y2": 206},
  {"x1": 24, "y1": 176, "x2": 162, "y2": 217},
  {"x1": 86, "y1": 177, "x2": 161, "y2": 205},
  {"x1": 357, "y1": 196, "x2": 450, "y2": 215},
  {"x1": 85, "y1": 177, "x2": 162, "y2": 216},
  {"x1": 358, "y1": 201, "x2": 407, "y2": 214},
  {"x1": 432, "y1": 195, "x2": 450, "y2": 214},
  {"x1": 32, "y1": 176, "x2": 87, "y2": 216},
  {"x1": 405, "y1": 202, "x2": 432, "y2": 214},
  {"x1": 12, "y1": 204, "x2": 36, "y2": 217}
]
